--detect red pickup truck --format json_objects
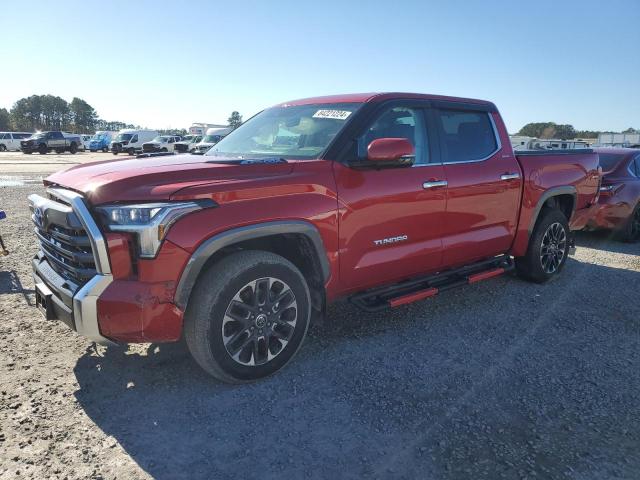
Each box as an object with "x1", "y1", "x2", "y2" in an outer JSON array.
[{"x1": 28, "y1": 92, "x2": 601, "y2": 383}]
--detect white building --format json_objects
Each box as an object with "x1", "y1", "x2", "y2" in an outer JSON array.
[{"x1": 596, "y1": 132, "x2": 640, "y2": 147}]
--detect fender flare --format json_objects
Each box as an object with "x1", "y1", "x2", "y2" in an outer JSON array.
[
  {"x1": 527, "y1": 185, "x2": 577, "y2": 235},
  {"x1": 174, "y1": 220, "x2": 330, "y2": 310}
]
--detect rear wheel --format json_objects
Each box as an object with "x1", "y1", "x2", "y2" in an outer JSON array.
[
  {"x1": 0, "y1": 144, "x2": 6, "y2": 152},
  {"x1": 69, "y1": 143, "x2": 78, "y2": 154},
  {"x1": 127, "y1": 148, "x2": 135, "y2": 156},
  {"x1": 184, "y1": 250, "x2": 311, "y2": 383},
  {"x1": 618, "y1": 203, "x2": 640, "y2": 243},
  {"x1": 38, "y1": 144, "x2": 47, "y2": 155},
  {"x1": 516, "y1": 209, "x2": 570, "y2": 283}
]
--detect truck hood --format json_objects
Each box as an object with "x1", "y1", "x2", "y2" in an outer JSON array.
[{"x1": 44, "y1": 154, "x2": 295, "y2": 205}]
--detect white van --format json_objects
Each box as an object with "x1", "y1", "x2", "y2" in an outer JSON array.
[
  {"x1": 0, "y1": 132, "x2": 32, "y2": 151},
  {"x1": 111, "y1": 129, "x2": 160, "y2": 155},
  {"x1": 193, "y1": 127, "x2": 232, "y2": 154}
]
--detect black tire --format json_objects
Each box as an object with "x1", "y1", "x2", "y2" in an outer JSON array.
[
  {"x1": 161, "y1": 147, "x2": 168, "y2": 152},
  {"x1": 617, "y1": 203, "x2": 640, "y2": 243},
  {"x1": 0, "y1": 144, "x2": 6, "y2": 152},
  {"x1": 516, "y1": 209, "x2": 570, "y2": 283},
  {"x1": 184, "y1": 250, "x2": 311, "y2": 383},
  {"x1": 69, "y1": 142, "x2": 78, "y2": 154},
  {"x1": 127, "y1": 148, "x2": 135, "y2": 156},
  {"x1": 112, "y1": 151, "x2": 118, "y2": 155},
  {"x1": 23, "y1": 150, "x2": 32, "y2": 155},
  {"x1": 38, "y1": 144, "x2": 47, "y2": 155}
]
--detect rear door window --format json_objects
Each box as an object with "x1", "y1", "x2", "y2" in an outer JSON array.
[{"x1": 434, "y1": 110, "x2": 498, "y2": 163}]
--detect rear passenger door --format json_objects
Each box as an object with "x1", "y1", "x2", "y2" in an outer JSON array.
[{"x1": 433, "y1": 106, "x2": 522, "y2": 267}]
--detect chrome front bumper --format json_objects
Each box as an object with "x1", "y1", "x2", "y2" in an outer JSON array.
[{"x1": 28, "y1": 187, "x2": 114, "y2": 345}]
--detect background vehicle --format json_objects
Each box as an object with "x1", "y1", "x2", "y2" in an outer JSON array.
[
  {"x1": 110, "y1": 129, "x2": 159, "y2": 155},
  {"x1": 193, "y1": 127, "x2": 232, "y2": 154},
  {"x1": 174, "y1": 134, "x2": 202, "y2": 153},
  {"x1": 89, "y1": 131, "x2": 117, "y2": 152},
  {"x1": 586, "y1": 148, "x2": 640, "y2": 241},
  {"x1": 81, "y1": 135, "x2": 92, "y2": 151},
  {"x1": 189, "y1": 123, "x2": 226, "y2": 136},
  {"x1": 20, "y1": 131, "x2": 82, "y2": 154},
  {"x1": 0, "y1": 132, "x2": 32, "y2": 151},
  {"x1": 141, "y1": 135, "x2": 182, "y2": 153},
  {"x1": 28, "y1": 92, "x2": 600, "y2": 384}
]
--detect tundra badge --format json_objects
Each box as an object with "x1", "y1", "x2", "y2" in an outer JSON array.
[{"x1": 374, "y1": 235, "x2": 408, "y2": 246}]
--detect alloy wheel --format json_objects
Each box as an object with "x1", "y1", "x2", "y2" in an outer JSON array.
[
  {"x1": 540, "y1": 222, "x2": 567, "y2": 274},
  {"x1": 222, "y1": 277, "x2": 298, "y2": 366}
]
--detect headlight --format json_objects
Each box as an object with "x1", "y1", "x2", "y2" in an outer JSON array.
[{"x1": 96, "y1": 200, "x2": 216, "y2": 258}]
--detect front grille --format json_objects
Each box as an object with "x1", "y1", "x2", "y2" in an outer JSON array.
[{"x1": 30, "y1": 193, "x2": 97, "y2": 286}]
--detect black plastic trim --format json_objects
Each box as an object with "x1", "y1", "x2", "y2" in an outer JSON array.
[
  {"x1": 527, "y1": 186, "x2": 577, "y2": 234},
  {"x1": 174, "y1": 220, "x2": 331, "y2": 310}
]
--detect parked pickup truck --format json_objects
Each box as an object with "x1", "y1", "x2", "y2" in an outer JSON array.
[
  {"x1": 21, "y1": 131, "x2": 82, "y2": 154},
  {"x1": 27, "y1": 92, "x2": 601, "y2": 383}
]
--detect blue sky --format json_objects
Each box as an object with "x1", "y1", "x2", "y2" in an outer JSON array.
[{"x1": 1, "y1": 0, "x2": 638, "y2": 132}]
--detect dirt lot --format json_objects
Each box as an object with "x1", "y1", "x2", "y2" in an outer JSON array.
[{"x1": 1, "y1": 159, "x2": 639, "y2": 479}]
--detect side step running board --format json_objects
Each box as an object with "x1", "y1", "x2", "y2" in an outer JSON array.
[{"x1": 350, "y1": 256, "x2": 514, "y2": 312}]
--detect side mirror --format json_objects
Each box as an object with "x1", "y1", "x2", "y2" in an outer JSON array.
[{"x1": 367, "y1": 138, "x2": 415, "y2": 166}]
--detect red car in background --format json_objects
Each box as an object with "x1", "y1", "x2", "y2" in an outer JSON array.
[{"x1": 587, "y1": 148, "x2": 640, "y2": 242}]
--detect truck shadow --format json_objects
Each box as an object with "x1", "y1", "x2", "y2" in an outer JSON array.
[{"x1": 73, "y1": 257, "x2": 640, "y2": 479}]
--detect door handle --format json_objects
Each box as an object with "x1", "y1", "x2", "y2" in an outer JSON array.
[
  {"x1": 500, "y1": 173, "x2": 520, "y2": 181},
  {"x1": 422, "y1": 180, "x2": 448, "y2": 189}
]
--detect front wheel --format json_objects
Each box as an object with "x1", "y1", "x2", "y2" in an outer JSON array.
[
  {"x1": 38, "y1": 144, "x2": 47, "y2": 155},
  {"x1": 127, "y1": 148, "x2": 135, "y2": 156},
  {"x1": 69, "y1": 143, "x2": 78, "y2": 154},
  {"x1": 0, "y1": 144, "x2": 6, "y2": 152},
  {"x1": 516, "y1": 209, "x2": 570, "y2": 283},
  {"x1": 184, "y1": 250, "x2": 311, "y2": 383}
]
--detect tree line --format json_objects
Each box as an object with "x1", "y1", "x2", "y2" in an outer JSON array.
[
  {"x1": 0, "y1": 94, "x2": 139, "y2": 134},
  {"x1": 517, "y1": 122, "x2": 638, "y2": 140},
  {"x1": 0, "y1": 95, "x2": 244, "y2": 135}
]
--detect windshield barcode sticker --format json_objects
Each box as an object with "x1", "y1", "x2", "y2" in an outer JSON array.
[{"x1": 312, "y1": 109, "x2": 352, "y2": 120}]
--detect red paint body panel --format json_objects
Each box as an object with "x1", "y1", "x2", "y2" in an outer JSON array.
[
  {"x1": 586, "y1": 149, "x2": 640, "y2": 232},
  {"x1": 509, "y1": 151, "x2": 600, "y2": 257},
  {"x1": 97, "y1": 281, "x2": 183, "y2": 342},
  {"x1": 105, "y1": 233, "x2": 133, "y2": 280},
  {"x1": 40, "y1": 92, "x2": 602, "y2": 344},
  {"x1": 97, "y1": 239, "x2": 190, "y2": 342}
]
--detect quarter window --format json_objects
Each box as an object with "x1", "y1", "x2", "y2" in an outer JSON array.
[
  {"x1": 358, "y1": 107, "x2": 428, "y2": 164},
  {"x1": 435, "y1": 110, "x2": 498, "y2": 163}
]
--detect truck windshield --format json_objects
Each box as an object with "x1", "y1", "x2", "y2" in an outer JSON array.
[
  {"x1": 115, "y1": 134, "x2": 133, "y2": 142},
  {"x1": 205, "y1": 103, "x2": 362, "y2": 160}
]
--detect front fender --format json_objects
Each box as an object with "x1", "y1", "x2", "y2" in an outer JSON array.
[{"x1": 173, "y1": 220, "x2": 330, "y2": 310}]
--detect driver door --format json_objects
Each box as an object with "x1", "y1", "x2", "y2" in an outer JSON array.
[{"x1": 334, "y1": 102, "x2": 447, "y2": 292}]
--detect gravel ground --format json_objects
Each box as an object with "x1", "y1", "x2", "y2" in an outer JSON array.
[{"x1": 1, "y1": 174, "x2": 639, "y2": 480}]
